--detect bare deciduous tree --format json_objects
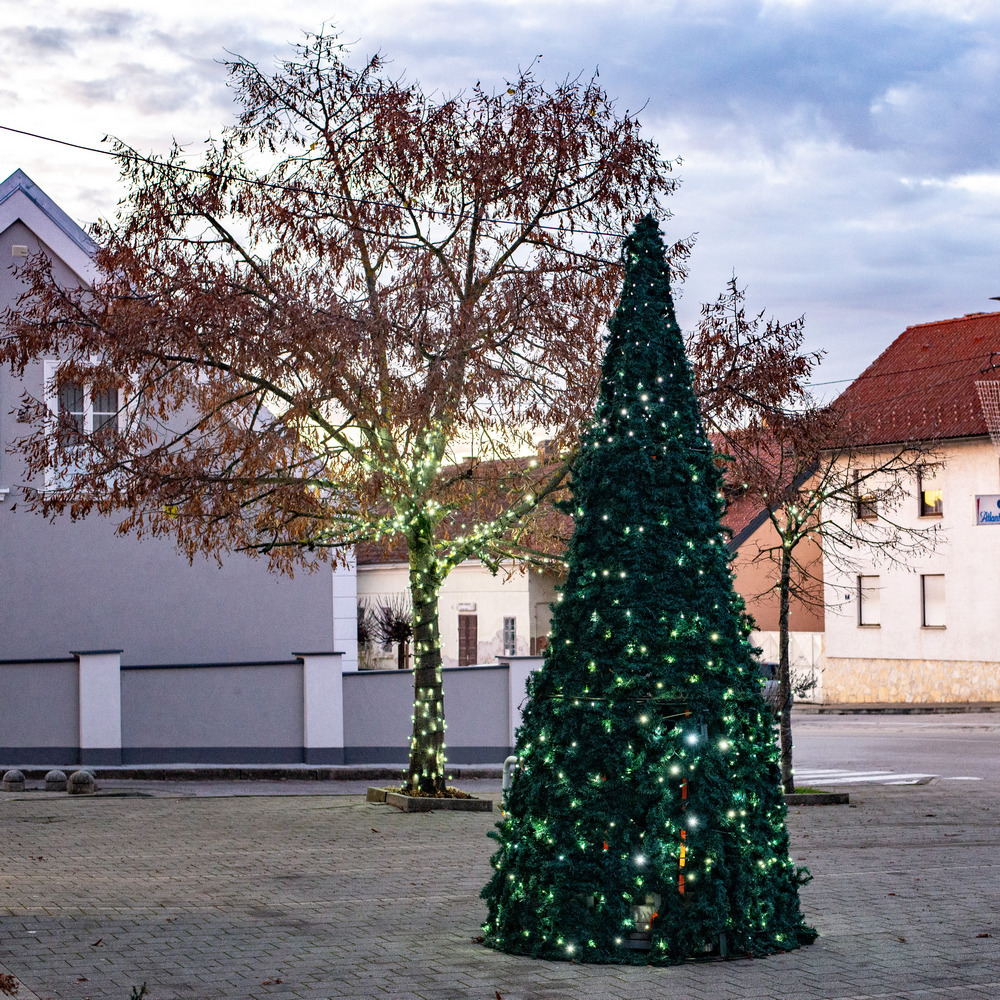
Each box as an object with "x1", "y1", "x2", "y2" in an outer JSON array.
[{"x1": 721, "y1": 408, "x2": 939, "y2": 793}]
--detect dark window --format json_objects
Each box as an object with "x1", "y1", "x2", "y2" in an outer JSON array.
[
  {"x1": 854, "y1": 472, "x2": 877, "y2": 521},
  {"x1": 57, "y1": 381, "x2": 85, "y2": 444},
  {"x1": 458, "y1": 614, "x2": 478, "y2": 666}
]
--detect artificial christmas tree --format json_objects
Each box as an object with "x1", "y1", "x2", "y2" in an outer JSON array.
[{"x1": 481, "y1": 215, "x2": 816, "y2": 964}]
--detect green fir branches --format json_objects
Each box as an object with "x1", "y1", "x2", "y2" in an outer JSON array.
[{"x1": 481, "y1": 215, "x2": 815, "y2": 964}]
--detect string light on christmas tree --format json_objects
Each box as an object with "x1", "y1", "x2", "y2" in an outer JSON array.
[{"x1": 480, "y1": 215, "x2": 815, "y2": 964}]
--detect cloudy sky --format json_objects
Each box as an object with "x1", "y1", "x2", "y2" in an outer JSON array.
[{"x1": 2, "y1": 0, "x2": 999, "y2": 392}]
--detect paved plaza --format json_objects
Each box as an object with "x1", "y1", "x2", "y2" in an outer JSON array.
[{"x1": 1, "y1": 777, "x2": 998, "y2": 1000}]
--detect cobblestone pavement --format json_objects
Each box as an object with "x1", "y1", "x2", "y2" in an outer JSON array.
[{"x1": 1, "y1": 779, "x2": 998, "y2": 1000}]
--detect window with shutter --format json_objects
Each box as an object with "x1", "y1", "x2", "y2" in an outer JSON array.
[{"x1": 458, "y1": 614, "x2": 478, "y2": 666}]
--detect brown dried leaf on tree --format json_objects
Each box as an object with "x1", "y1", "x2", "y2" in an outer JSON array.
[{"x1": 0, "y1": 28, "x2": 680, "y2": 795}]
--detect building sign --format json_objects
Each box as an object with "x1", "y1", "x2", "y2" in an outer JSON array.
[{"x1": 976, "y1": 495, "x2": 1000, "y2": 525}]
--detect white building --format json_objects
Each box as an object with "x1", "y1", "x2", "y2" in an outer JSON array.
[
  {"x1": 822, "y1": 311, "x2": 1000, "y2": 703},
  {"x1": 356, "y1": 550, "x2": 560, "y2": 670}
]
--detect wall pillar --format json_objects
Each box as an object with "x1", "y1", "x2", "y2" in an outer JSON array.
[
  {"x1": 332, "y1": 551, "x2": 359, "y2": 673},
  {"x1": 296, "y1": 651, "x2": 345, "y2": 764},
  {"x1": 498, "y1": 655, "x2": 544, "y2": 750},
  {"x1": 73, "y1": 649, "x2": 122, "y2": 766}
]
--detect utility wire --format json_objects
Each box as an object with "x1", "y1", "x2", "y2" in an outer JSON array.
[
  {"x1": 6, "y1": 124, "x2": 1000, "y2": 399},
  {"x1": 0, "y1": 123, "x2": 626, "y2": 239},
  {"x1": 806, "y1": 349, "x2": 1000, "y2": 389}
]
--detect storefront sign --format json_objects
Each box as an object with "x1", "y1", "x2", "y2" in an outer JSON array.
[{"x1": 976, "y1": 494, "x2": 1000, "y2": 525}]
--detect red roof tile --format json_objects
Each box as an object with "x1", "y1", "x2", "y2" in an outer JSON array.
[{"x1": 832, "y1": 311, "x2": 1000, "y2": 445}]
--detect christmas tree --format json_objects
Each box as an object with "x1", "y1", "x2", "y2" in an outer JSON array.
[{"x1": 481, "y1": 215, "x2": 816, "y2": 964}]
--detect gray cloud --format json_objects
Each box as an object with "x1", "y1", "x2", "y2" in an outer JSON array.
[
  {"x1": 346, "y1": 1, "x2": 1000, "y2": 177},
  {"x1": 78, "y1": 7, "x2": 141, "y2": 39},
  {"x1": 6, "y1": 26, "x2": 75, "y2": 54},
  {"x1": 68, "y1": 61, "x2": 228, "y2": 116}
]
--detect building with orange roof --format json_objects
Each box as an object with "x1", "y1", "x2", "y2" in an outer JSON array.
[{"x1": 822, "y1": 310, "x2": 1000, "y2": 703}]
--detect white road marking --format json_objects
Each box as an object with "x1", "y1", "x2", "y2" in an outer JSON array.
[{"x1": 793, "y1": 767, "x2": 937, "y2": 785}]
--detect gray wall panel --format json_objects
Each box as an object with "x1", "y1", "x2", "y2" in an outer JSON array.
[
  {"x1": 343, "y1": 669, "x2": 414, "y2": 748},
  {"x1": 0, "y1": 661, "x2": 79, "y2": 746},
  {"x1": 343, "y1": 664, "x2": 511, "y2": 752},
  {"x1": 121, "y1": 663, "x2": 304, "y2": 750},
  {"x1": 441, "y1": 666, "x2": 509, "y2": 748}
]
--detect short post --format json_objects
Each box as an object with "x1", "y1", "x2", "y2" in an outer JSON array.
[
  {"x1": 73, "y1": 650, "x2": 122, "y2": 766},
  {"x1": 296, "y1": 651, "x2": 345, "y2": 765}
]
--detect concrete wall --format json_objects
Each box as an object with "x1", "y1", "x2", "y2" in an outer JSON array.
[
  {"x1": 0, "y1": 653, "x2": 544, "y2": 767},
  {"x1": 121, "y1": 663, "x2": 305, "y2": 764},
  {"x1": 0, "y1": 659, "x2": 78, "y2": 760},
  {"x1": 823, "y1": 438, "x2": 1000, "y2": 702}
]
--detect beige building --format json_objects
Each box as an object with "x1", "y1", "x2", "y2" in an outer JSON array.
[{"x1": 822, "y1": 311, "x2": 1000, "y2": 703}]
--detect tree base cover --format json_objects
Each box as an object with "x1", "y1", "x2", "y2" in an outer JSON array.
[{"x1": 480, "y1": 216, "x2": 816, "y2": 965}]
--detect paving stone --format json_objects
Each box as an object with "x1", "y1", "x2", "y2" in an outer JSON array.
[{"x1": 0, "y1": 784, "x2": 998, "y2": 998}]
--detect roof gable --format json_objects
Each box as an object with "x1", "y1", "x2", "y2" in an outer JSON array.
[
  {"x1": 832, "y1": 311, "x2": 1000, "y2": 445},
  {"x1": 0, "y1": 169, "x2": 96, "y2": 284}
]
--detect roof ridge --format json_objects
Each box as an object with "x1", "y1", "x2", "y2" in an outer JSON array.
[
  {"x1": 0, "y1": 167, "x2": 98, "y2": 257},
  {"x1": 899, "y1": 310, "x2": 1000, "y2": 335}
]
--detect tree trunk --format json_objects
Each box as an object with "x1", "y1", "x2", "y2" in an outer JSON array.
[
  {"x1": 405, "y1": 544, "x2": 447, "y2": 795},
  {"x1": 778, "y1": 544, "x2": 795, "y2": 794}
]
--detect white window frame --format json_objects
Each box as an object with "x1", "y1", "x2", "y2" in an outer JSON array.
[
  {"x1": 502, "y1": 616, "x2": 517, "y2": 657},
  {"x1": 857, "y1": 574, "x2": 880, "y2": 626},
  {"x1": 42, "y1": 360, "x2": 122, "y2": 488},
  {"x1": 921, "y1": 574, "x2": 946, "y2": 628}
]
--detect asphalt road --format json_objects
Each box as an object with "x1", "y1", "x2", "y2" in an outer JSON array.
[
  {"x1": 81, "y1": 711, "x2": 1000, "y2": 799},
  {"x1": 789, "y1": 711, "x2": 1000, "y2": 783}
]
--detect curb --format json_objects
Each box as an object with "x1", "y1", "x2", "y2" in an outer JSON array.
[
  {"x1": 6, "y1": 764, "x2": 507, "y2": 782},
  {"x1": 784, "y1": 791, "x2": 850, "y2": 806},
  {"x1": 795, "y1": 703, "x2": 1000, "y2": 715}
]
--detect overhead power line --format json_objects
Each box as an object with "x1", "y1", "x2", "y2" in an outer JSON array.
[
  {"x1": 0, "y1": 123, "x2": 628, "y2": 239},
  {"x1": 805, "y1": 350, "x2": 998, "y2": 389}
]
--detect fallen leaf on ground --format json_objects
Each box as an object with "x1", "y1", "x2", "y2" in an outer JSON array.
[
  {"x1": 0, "y1": 972, "x2": 18, "y2": 995},
  {"x1": 977, "y1": 933, "x2": 992, "y2": 938},
  {"x1": 90, "y1": 939, "x2": 103, "y2": 947}
]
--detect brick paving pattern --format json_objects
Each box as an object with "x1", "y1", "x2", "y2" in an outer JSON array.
[{"x1": 0, "y1": 781, "x2": 997, "y2": 999}]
